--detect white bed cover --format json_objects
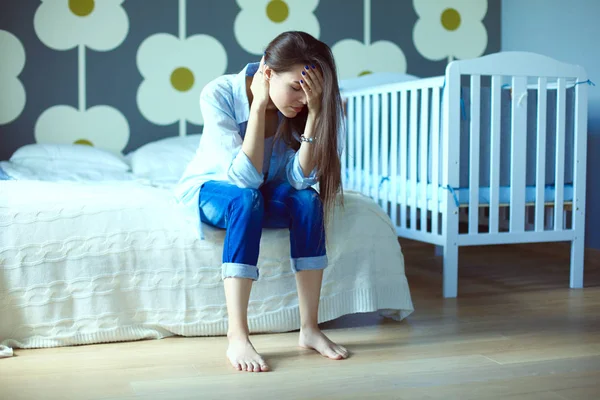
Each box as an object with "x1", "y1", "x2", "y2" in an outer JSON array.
[{"x1": 0, "y1": 180, "x2": 413, "y2": 349}]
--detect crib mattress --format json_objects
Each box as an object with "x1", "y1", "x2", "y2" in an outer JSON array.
[
  {"x1": 0, "y1": 180, "x2": 413, "y2": 349},
  {"x1": 347, "y1": 169, "x2": 573, "y2": 207}
]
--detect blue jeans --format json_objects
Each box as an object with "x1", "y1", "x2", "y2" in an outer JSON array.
[{"x1": 199, "y1": 180, "x2": 328, "y2": 280}]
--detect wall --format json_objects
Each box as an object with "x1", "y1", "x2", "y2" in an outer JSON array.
[
  {"x1": 501, "y1": 0, "x2": 599, "y2": 248},
  {"x1": 0, "y1": 0, "x2": 500, "y2": 158}
]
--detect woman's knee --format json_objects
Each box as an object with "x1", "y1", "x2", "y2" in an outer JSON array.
[
  {"x1": 230, "y1": 188, "x2": 264, "y2": 219},
  {"x1": 290, "y1": 187, "x2": 323, "y2": 214}
]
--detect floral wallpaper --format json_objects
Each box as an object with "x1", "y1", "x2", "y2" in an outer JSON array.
[
  {"x1": 0, "y1": 0, "x2": 500, "y2": 159},
  {"x1": 413, "y1": 0, "x2": 489, "y2": 62},
  {"x1": 32, "y1": 0, "x2": 130, "y2": 153}
]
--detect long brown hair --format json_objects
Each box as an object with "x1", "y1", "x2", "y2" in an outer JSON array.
[{"x1": 264, "y1": 31, "x2": 344, "y2": 226}]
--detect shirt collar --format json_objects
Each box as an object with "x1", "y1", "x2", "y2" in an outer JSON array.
[{"x1": 233, "y1": 62, "x2": 259, "y2": 124}]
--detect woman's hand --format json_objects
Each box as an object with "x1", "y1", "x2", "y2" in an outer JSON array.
[
  {"x1": 300, "y1": 64, "x2": 323, "y2": 117},
  {"x1": 251, "y1": 56, "x2": 270, "y2": 108}
]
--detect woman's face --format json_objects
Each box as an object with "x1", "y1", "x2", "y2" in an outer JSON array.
[{"x1": 266, "y1": 64, "x2": 309, "y2": 118}]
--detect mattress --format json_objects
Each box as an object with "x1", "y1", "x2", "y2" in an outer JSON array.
[
  {"x1": 0, "y1": 180, "x2": 413, "y2": 349},
  {"x1": 346, "y1": 168, "x2": 573, "y2": 207}
]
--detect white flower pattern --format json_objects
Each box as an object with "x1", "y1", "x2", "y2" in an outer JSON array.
[
  {"x1": 35, "y1": 105, "x2": 129, "y2": 153},
  {"x1": 413, "y1": 0, "x2": 488, "y2": 61},
  {"x1": 33, "y1": 0, "x2": 130, "y2": 153},
  {"x1": 34, "y1": 0, "x2": 129, "y2": 51},
  {"x1": 0, "y1": 30, "x2": 26, "y2": 125},
  {"x1": 332, "y1": 39, "x2": 407, "y2": 80},
  {"x1": 136, "y1": 33, "x2": 228, "y2": 126},
  {"x1": 234, "y1": 0, "x2": 320, "y2": 55}
]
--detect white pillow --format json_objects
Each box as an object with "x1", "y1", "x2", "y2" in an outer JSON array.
[
  {"x1": 10, "y1": 143, "x2": 130, "y2": 171},
  {"x1": 128, "y1": 134, "x2": 201, "y2": 183},
  {"x1": 0, "y1": 160, "x2": 135, "y2": 182}
]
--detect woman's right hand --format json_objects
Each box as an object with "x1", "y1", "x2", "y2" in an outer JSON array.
[{"x1": 250, "y1": 56, "x2": 270, "y2": 108}]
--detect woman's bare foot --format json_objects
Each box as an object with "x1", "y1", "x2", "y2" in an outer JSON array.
[
  {"x1": 227, "y1": 332, "x2": 270, "y2": 372},
  {"x1": 299, "y1": 326, "x2": 349, "y2": 360}
]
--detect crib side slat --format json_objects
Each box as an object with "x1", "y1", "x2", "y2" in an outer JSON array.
[
  {"x1": 489, "y1": 75, "x2": 502, "y2": 234},
  {"x1": 400, "y1": 90, "x2": 408, "y2": 228},
  {"x1": 431, "y1": 86, "x2": 441, "y2": 235},
  {"x1": 364, "y1": 94, "x2": 372, "y2": 198},
  {"x1": 535, "y1": 77, "x2": 548, "y2": 232},
  {"x1": 346, "y1": 96, "x2": 355, "y2": 190},
  {"x1": 357, "y1": 96, "x2": 365, "y2": 193},
  {"x1": 554, "y1": 78, "x2": 566, "y2": 230},
  {"x1": 391, "y1": 91, "x2": 400, "y2": 227},
  {"x1": 420, "y1": 88, "x2": 430, "y2": 232},
  {"x1": 381, "y1": 93, "x2": 390, "y2": 211},
  {"x1": 373, "y1": 93, "x2": 380, "y2": 205},
  {"x1": 355, "y1": 96, "x2": 363, "y2": 192},
  {"x1": 510, "y1": 76, "x2": 527, "y2": 233},
  {"x1": 469, "y1": 75, "x2": 481, "y2": 234},
  {"x1": 410, "y1": 89, "x2": 419, "y2": 230},
  {"x1": 341, "y1": 98, "x2": 346, "y2": 188}
]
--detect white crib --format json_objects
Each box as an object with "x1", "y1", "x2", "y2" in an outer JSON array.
[{"x1": 340, "y1": 51, "x2": 589, "y2": 298}]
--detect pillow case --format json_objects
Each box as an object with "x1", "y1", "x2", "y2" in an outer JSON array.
[
  {"x1": 0, "y1": 160, "x2": 135, "y2": 182},
  {"x1": 10, "y1": 143, "x2": 130, "y2": 172},
  {"x1": 128, "y1": 134, "x2": 201, "y2": 184}
]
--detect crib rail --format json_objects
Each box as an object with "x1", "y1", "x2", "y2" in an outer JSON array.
[
  {"x1": 341, "y1": 51, "x2": 588, "y2": 298},
  {"x1": 446, "y1": 54, "x2": 587, "y2": 247},
  {"x1": 342, "y1": 76, "x2": 446, "y2": 245},
  {"x1": 341, "y1": 53, "x2": 587, "y2": 274}
]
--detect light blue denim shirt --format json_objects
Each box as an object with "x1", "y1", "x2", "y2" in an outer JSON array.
[{"x1": 173, "y1": 62, "x2": 319, "y2": 240}]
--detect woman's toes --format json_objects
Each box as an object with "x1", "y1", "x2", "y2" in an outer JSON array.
[
  {"x1": 259, "y1": 359, "x2": 269, "y2": 371},
  {"x1": 252, "y1": 361, "x2": 260, "y2": 372},
  {"x1": 326, "y1": 347, "x2": 341, "y2": 359}
]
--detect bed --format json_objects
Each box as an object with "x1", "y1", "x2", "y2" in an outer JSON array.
[
  {"x1": 0, "y1": 138, "x2": 414, "y2": 351},
  {"x1": 340, "y1": 51, "x2": 589, "y2": 298}
]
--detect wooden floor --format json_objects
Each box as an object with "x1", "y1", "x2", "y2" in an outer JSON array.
[{"x1": 1, "y1": 240, "x2": 599, "y2": 400}]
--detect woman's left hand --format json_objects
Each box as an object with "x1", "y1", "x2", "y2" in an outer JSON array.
[{"x1": 300, "y1": 64, "x2": 323, "y2": 117}]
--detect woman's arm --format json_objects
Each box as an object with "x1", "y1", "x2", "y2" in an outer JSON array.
[
  {"x1": 242, "y1": 57, "x2": 270, "y2": 174},
  {"x1": 297, "y1": 113, "x2": 318, "y2": 177},
  {"x1": 193, "y1": 79, "x2": 263, "y2": 190},
  {"x1": 297, "y1": 65, "x2": 324, "y2": 177},
  {"x1": 242, "y1": 102, "x2": 267, "y2": 174}
]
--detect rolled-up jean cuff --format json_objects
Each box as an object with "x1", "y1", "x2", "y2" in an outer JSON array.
[
  {"x1": 222, "y1": 263, "x2": 259, "y2": 280},
  {"x1": 291, "y1": 255, "x2": 328, "y2": 273}
]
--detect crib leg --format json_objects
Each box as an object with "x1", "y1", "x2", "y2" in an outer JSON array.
[
  {"x1": 570, "y1": 237, "x2": 585, "y2": 289},
  {"x1": 443, "y1": 244, "x2": 459, "y2": 298},
  {"x1": 434, "y1": 245, "x2": 443, "y2": 257}
]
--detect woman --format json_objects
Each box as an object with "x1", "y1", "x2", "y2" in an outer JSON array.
[{"x1": 175, "y1": 31, "x2": 348, "y2": 372}]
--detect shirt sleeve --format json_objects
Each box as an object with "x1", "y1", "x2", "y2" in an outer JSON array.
[
  {"x1": 199, "y1": 84, "x2": 264, "y2": 189},
  {"x1": 284, "y1": 111, "x2": 347, "y2": 190},
  {"x1": 285, "y1": 147, "x2": 318, "y2": 190}
]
